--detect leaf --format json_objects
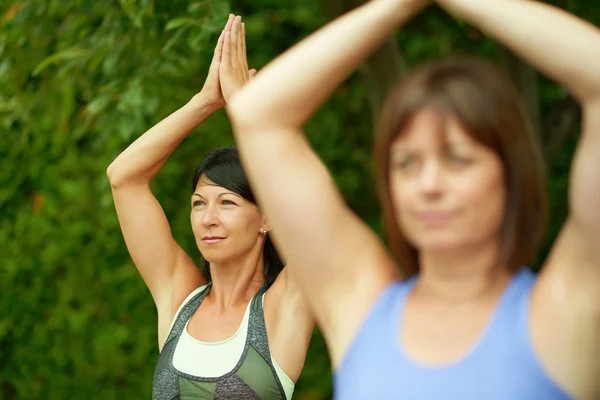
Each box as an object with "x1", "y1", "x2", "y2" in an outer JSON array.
[
  {"x1": 87, "y1": 93, "x2": 113, "y2": 116},
  {"x1": 188, "y1": 1, "x2": 209, "y2": 14},
  {"x1": 165, "y1": 17, "x2": 203, "y2": 31},
  {"x1": 32, "y1": 48, "x2": 93, "y2": 76},
  {"x1": 162, "y1": 28, "x2": 185, "y2": 54},
  {"x1": 187, "y1": 27, "x2": 211, "y2": 53}
]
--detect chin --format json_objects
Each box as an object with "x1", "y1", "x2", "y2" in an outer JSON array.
[
  {"x1": 410, "y1": 232, "x2": 469, "y2": 254},
  {"x1": 200, "y1": 248, "x2": 245, "y2": 266},
  {"x1": 197, "y1": 247, "x2": 226, "y2": 264}
]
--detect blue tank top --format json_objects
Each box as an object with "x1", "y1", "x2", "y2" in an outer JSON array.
[{"x1": 334, "y1": 268, "x2": 572, "y2": 399}]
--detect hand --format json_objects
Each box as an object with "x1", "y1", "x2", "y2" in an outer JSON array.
[
  {"x1": 219, "y1": 16, "x2": 257, "y2": 104},
  {"x1": 196, "y1": 15, "x2": 237, "y2": 110}
]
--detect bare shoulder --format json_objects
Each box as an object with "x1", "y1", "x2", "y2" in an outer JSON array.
[
  {"x1": 169, "y1": 252, "x2": 206, "y2": 316},
  {"x1": 157, "y1": 253, "x2": 206, "y2": 351}
]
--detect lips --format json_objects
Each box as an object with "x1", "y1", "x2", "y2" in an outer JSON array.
[
  {"x1": 202, "y1": 236, "x2": 226, "y2": 244},
  {"x1": 417, "y1": 212, "x2": 452, "y2": 226}
]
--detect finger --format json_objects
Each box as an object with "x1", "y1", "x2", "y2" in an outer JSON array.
[
  {"x1": 241, "y1": 22, "x2": 249, "y2": 73},
  {"x1": 212, "y1": 30, "x2": 225, "y2": 64},
  {"x1": 223, "y1": 14, "x2": 235, "y2": 33},
  {"x1": 222, "y1": 31, "x2": 231, "y2": 67},
  {"x1": 236, "y1": 19, "x2": 247, "y2": 79},
  {"x1": 230, "y1": 16, "x2": 240, "y2": 68}
]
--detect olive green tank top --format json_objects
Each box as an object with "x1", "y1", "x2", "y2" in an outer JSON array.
[{"x1": 152, "y1": 285, "x2": 288, "y2": 399}]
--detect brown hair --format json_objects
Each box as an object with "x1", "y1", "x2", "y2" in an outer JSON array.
[{"x1": 375, "y1": 57, "x2": 547, "y2": 277}]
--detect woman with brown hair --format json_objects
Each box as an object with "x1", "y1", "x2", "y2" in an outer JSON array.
[{"x1": 226, "y1": 0, "x2": 600, "y2": 398}]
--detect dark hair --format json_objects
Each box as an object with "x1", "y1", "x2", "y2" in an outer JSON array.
[
  {"x1": 191, "y1": 147, "x2": 284, "y2": 287},
  {"x1": 375, "y1": 57, "x2": 547, "y2": 277}
]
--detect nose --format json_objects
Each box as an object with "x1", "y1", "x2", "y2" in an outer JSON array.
[
  {"x1": 201, "y1": 204, "x2": 220, "y2": 228},
  {"x1": 419, "y1": 160, "x2": 444, "y2": 196}
]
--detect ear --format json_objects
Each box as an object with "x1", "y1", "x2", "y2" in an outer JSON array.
[
  {"x1": 249, "y1": 68, "x2": 257, "y2": 79},
  {"x1": 260, "y1": 214, "x2": 271, "y2": 234}
]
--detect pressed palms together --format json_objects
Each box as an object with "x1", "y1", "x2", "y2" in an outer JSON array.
[{"x1": 199, "y1": 14, "x2": 256, "y2": 110}]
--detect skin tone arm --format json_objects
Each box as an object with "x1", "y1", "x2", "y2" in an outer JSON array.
[
  {"x1": 107, "y1": 15, "x2": 252, "y2": 350},
  {"x1": 227, "y1": 0, "x2": 428, "y2": 367},
  {"x1": 436, "y1": 1, "x2": 600, "y2": 397}
]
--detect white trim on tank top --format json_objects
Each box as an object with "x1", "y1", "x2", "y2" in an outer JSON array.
[{"x1": 168, "y1": 285, "x2": 295, "y2": 400}]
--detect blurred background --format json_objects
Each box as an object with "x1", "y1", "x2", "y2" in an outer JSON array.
[{"x1": 1, "y1": 0, "x2": 598, "y2": 398}]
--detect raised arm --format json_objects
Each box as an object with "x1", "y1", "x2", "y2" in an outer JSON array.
[
  {"x1": 435, "y1": 1, "x2": 600, "y2": 396},
  {"x1": 107, "y1": 15, "x2": 252, "y2": 349},
  {"x1": 227, "y1": 0, "x2": 427, "y2": 366}
]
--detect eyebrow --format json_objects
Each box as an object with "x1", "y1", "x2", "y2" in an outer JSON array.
[{"x1": 192, "y1": 192, "x2": 243, "y2": 199}]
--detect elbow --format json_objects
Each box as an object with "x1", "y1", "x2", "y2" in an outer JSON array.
[
  {"x1": 106, "y1": 160, "x2": 134, "y2": 190},
  {"x1": 106, "y1": 162, "x2": 122, "y2": 189},
  {"x1": 106, "y1": 159, "x2": 152, "y2": 190},
  {"x1": 226, "y1": 96, "x2": 260, "y2": 131},
  {"x1": 227, "y1": 92, "x2": 277, "y2": 133},
  {"x1": 227, "y1": 90, "x2": 298, "y2": 136}
]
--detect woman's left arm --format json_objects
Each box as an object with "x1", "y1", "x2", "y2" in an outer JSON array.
[{"x1": 437, "y1": 1, "x2": 600, "y2": 397}]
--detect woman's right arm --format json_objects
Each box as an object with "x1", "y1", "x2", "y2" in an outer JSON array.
[
  {"x1": 227, "y1": 0, "x2": 427, "y2": 367},
  {"x1": 107, "y1": 16, "x2": 235, "y2": 348}
]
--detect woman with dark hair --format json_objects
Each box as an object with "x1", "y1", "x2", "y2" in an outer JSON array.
[
  {"x1": 107, "y1": 15, "x2": 313, "y2": 400},
  {"x1": 190, "y1": 148, "x2": 285, "y2": 289},
  {"x1": 227, "y1": 0, "x2": 600, "y2": 399}
]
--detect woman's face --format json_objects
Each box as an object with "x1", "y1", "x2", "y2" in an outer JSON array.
[
  {"x1": 190, "y1": 176, "x2": 265, "y2": 264},
  {"x1": 388, "y1": 109, "x2": 506, "y2": 255}
]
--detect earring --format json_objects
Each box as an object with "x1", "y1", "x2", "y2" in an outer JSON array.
[{"x1": 261, "y1": 228, "x2": 268, "y2": 235}]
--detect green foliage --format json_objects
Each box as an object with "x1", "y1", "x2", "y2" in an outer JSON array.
[{"x1": 0, "y1": 0, "x2": 594, "y2": 398}]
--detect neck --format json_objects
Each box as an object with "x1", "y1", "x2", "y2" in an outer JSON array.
[
  {"x1": 415, "y1": 240, "x2": 512, "y2": 303},
  {"x1": 207, "y1": 248, "x2": 265, "y2": 310}
]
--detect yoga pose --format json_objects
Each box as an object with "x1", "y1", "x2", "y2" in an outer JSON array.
[
  {"x1": 227, "y1": 1, "x2": 600, "y2": 398},
  {"x1": 107, "y1": 15, "x2": 313, "y2": 400}
]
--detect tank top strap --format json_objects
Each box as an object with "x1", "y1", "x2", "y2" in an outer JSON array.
[
  {"x1": 480, "y1": 268, "x2": 536, "y2": 344},
  {"x1": 244, "y1": 285, "x2": 287, "y2": 397},
  {"x1": 153, "y1": 284, "x2": 211, "y2": 400},
  {"x1": 246, "y1": 285, "x2": 273, "y2": 359},
  {"x1": 164, "y1": 284, "x2": 212, "y2": 347}
]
